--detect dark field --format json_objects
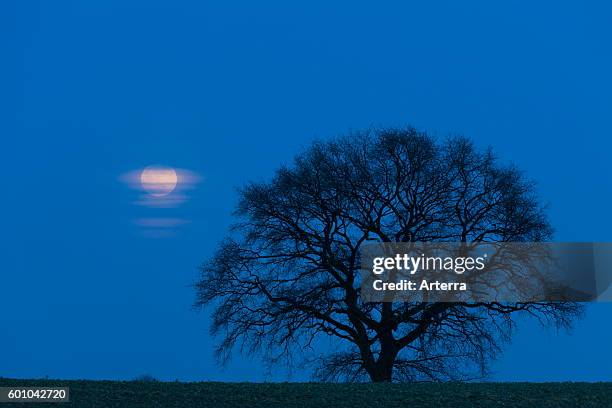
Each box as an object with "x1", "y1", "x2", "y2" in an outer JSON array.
[{"x1": 1, "y1": 379, "x2": 611, "y2": 408}]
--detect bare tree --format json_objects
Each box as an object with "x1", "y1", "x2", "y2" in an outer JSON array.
[{"x1": 195, "y1": 127, "x2": 582, "y2": 382}]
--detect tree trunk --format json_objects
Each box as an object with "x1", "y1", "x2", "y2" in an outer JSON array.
[
  {"x1": 369, "y1": 361, "x2": 394, "y2": 382},
  {"x1": 365, "y1": 340, "x2": 397, "y2": 382}
]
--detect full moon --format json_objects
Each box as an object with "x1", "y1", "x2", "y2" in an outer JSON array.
[{"x1": 140, "y1": 165, "x2": 178, "y2": 197}]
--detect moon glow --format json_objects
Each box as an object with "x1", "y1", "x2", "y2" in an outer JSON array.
[{"x1": 140, "y1": 166, "x2": 178, "y2": 197}]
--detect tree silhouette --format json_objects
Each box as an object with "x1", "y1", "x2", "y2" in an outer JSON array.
[{"x1": 195, "y1": 127, "x2": 582, "y2": 382}]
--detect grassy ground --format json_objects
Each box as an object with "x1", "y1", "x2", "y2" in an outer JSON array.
[{"x1": 1, "y1": 379, "x2": 611, "y2": 408}]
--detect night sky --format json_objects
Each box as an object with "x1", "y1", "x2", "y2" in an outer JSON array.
[{"x1": 2, "y1": 1, "x2": 612, "y2": 381}]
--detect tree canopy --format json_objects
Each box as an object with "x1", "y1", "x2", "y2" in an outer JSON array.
[{"x1": 195, "y1": 127, "x2": 582, "y2": 382}]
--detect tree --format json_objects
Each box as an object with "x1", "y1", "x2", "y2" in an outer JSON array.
[{"x1": 195, "y1": 127, "x2": 582, "y2": 382}]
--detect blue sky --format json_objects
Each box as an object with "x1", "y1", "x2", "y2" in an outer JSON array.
[{"x1": 2, "y1": 1, "x2": 612, "y2": 381}]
